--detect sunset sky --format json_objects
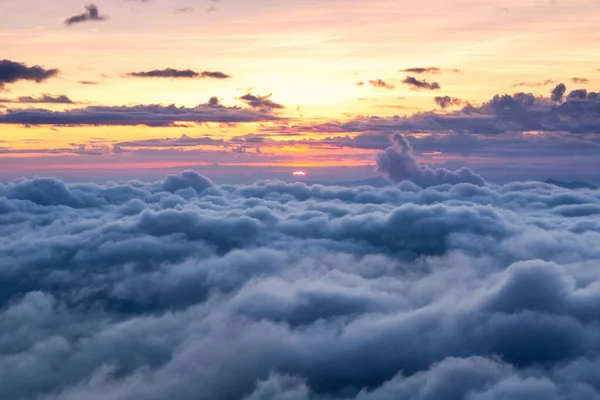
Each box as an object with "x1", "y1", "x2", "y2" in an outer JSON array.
[{"x1": 1, "y1": 0, "x2": 600, "y2": 182}]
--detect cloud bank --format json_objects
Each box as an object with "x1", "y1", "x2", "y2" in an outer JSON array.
[
  {"x1": 0, "y1": 100, "x2": 281, "y2": 126},
  {"x1": 1, "y1": 170, "x2": 600, "y2": 399}
]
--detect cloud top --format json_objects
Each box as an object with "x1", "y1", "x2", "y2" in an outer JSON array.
[{"x1": 0, "y1": 170, "x2": 599, "y2": 398}]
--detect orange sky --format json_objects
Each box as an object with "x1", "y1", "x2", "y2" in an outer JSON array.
[{"x1": 1, "y1": 0, "x2": 600, "y2": 181}]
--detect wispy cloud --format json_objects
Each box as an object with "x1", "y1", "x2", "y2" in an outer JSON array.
[
  {"x1": 368, "y1": 79, "x2": 395, "y2": 89},
  {"x1": 571, "y1": 77, "x2": 589, "y2": 84},
  {"x1": 512, "y1": 79, "x2": 554, "y2": 87}
]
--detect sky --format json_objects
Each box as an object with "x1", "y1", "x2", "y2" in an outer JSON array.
[
  {"x1": 1, "y1": 0, "x2": 600, "y2": 182},
  {"x1": 4, "y1": 3, "x2": 600, "y2": 398}
]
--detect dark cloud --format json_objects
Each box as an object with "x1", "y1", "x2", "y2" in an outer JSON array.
[
  {"x1": 0, "y1": 170, "x2": 600, "y2": 399},
  {"x1": 79, "y1": 81, "x2": 99, "y2": 85},
  {"x1": 434, "y1": 96, "x2": 463, "y2": 109},
  {"x1": 356, "y1": 81, "x2": 365, "y2": 86},
  {"x1": 0, "y1": 94, "x2": 75, "y2": 104},
  {"x1": 239, "y1": 93, "x2": 285, "y2": 110},
  {"x1": 402, "y1": 76, "x2": 441, "y2": 90},
  {"x1": 376, "y1": 132, "x2": 485, "y2": 186},
  {"x1": 127, "y1": 68, "x2": 231, "y2": 79},
  {"x1": 0, "y1": 60, "x2": 59, "y2": 89},
  {"x1": 0, "y1": 100, "x2": 281, "y2": 127},
  {"x1": 175, "y1": 7, "x2": 194, "y2": 13},
  {"x1": 64, "y1": 4, "x2": 107, "y2": 26},
  {"x1": 367, "y1": 79, "x2": 395, "y2": 89}
]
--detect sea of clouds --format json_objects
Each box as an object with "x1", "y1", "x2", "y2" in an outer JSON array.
[{"x1": 1, "y1": 167, "x2": 600, "y2": 399}]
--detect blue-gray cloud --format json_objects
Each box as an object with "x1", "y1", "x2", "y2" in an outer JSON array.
[{"x1": 1, "y1": 170, "x2": 600, "y2": 399}]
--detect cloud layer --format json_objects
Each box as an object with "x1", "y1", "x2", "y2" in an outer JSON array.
[{"x1": 1, "y1": 170, "x2": 600, "y2": 399}]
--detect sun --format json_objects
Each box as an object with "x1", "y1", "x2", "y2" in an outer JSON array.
[{"x1": 292, "y1": 171, "x2": 307, "y2": 177}]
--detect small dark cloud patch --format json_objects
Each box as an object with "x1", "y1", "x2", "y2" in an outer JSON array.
[
  {"x1": 571, "y1": 77, "x2": 589, "y2": 84},
  {"x1": 400, "y1": 67, "x2": 461, "y2": 74},
  {"x1": 200, "y1": 71, "x2": 230, "y2": 79},
  {"x1": 368, "y1": 79, "x2": 395, "y2": 89},
  {"x1": 434, "y1": 96, "x2": 463, "y2": 109},
  {"x1": 0, "y1": 94, "x2": 75, "y2": 104},
  {"x1": 0, "y1": 60, "x2": 59, "y2": 89},
  {"x1": 239, "y1": 93, "x2": 285, "y2": 110},
  {"x1": 175, "y1": 7, "x2": 194, "y2": 13},
  {"x1": 64, "y1": 4, "x2": 107, "y2": 26},
  {"x1": 79, "y1": 81, "x2": 99, "y2": 85},
  {"x1": 355, "y1": 81, "x2": 365, "y2": 87},
  {"x1": 400, "y1": 67, "x2": 441, "y2": 74},
  {"x1": 127, "y1": 68, "x2": 231, "y2": 79},
  {"x1": 402, "y1": 76, "x2": 441, "y2": 90}
]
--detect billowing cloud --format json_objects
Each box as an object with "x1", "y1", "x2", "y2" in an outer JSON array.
[
  {"x1": 127, "y1": 69, "x2": 231, "y2": 79},
  {"x1": 551, "y1": 83, "x2": 567, "y2": 102},
  {"x1": 402, "y1": 76, "x2": 441, "y2": 90},
  {"x1": 64, "y1": 4, "x2": 107, "y2": 26},
  {"x1": 0, "y1": 60, "x2": 59, "y2": 89},
  {"x1": 0, "y1": 170, "x2": 600, "y2": 399},
  {"x1": 0, "y1": 100, "x2": 281, "y2": 127},
  {"x1": 376, "y1": 132, "x2": 485, "y2": 186}
]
